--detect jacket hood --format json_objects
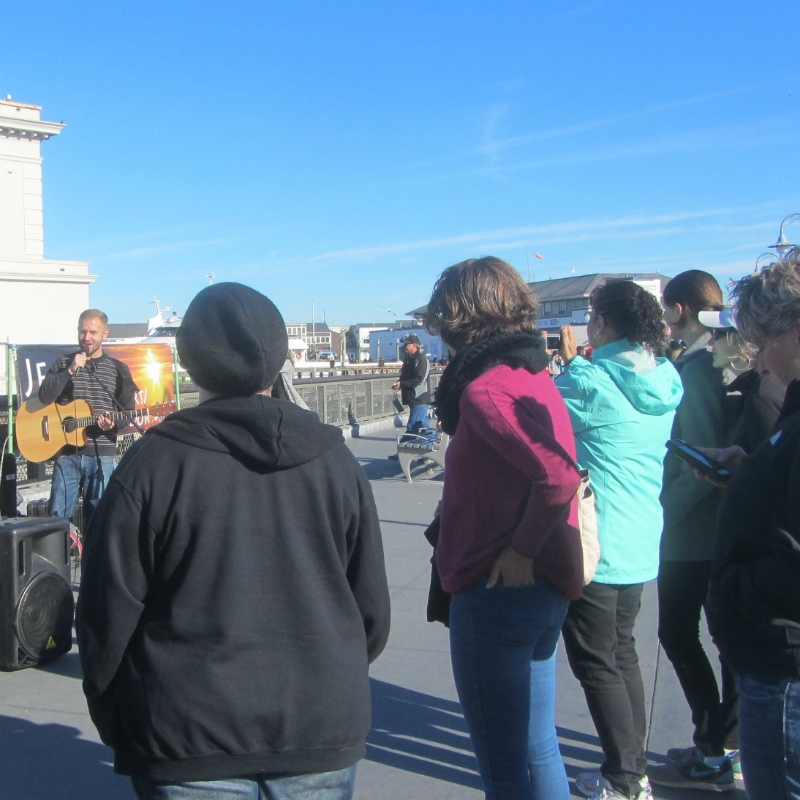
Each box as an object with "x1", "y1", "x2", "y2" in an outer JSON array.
[
  {"x1": 593, "y1": 339, "x2": 684, "y2": 416},
  {"x1": 149, "y1": 395, "x2": 344, "y2": 470}
]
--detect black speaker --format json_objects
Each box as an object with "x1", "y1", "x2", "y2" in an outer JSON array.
[
  {"x1": 0, "y1": 453, "x2": 17, "y2": 517},
  {"x1": 0, "y1": 517, "x2": 74, "y2": 671}
]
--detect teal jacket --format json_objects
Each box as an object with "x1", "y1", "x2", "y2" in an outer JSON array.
[{"x1": 556, "y1": 340, "x2": 684, "y2": 584}]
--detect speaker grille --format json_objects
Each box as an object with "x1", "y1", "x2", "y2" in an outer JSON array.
[{"x1": 14, "y1": 571, "x2": 74, "y2": 661}]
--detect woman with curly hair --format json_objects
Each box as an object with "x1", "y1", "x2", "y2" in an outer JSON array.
[
  {"x1": 702, "y1": 257, "x2": 800, "y2": 800},
  {"x1": 425, "y1": 256, "x2": 584, "y2": 800},
  {"x1": 556, "y1": 280, "x2": 684, "y2": 800}
]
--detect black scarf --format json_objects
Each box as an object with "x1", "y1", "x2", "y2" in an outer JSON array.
[{"x1": 434, "y1": 332, "x2": 550, "y2": 435}]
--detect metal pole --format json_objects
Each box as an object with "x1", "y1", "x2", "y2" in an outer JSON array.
[
  {"x1": 173, "y1": 346, "x2": 182, "y2": 410},
  {"x1": 6, "y1": 341, "x2": 14, "y2": 454}
]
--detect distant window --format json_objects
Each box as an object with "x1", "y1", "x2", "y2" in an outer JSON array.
[
  {"x1": 542, "y1": 301, "x2": 551, "y2": 315},
  {"x1": 565, "y1": 299, "x2": 573, "y2": 314},
  {"x1": 559, "y1": 300, "x2": 567, "y2": 315}
]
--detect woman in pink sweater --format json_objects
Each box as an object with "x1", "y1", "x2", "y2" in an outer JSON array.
[{"x1": 424, "y1": 257, "x2": 583, "y2": 800}]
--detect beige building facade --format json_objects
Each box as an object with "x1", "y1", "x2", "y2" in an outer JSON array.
[{"x1": 0, "y1": 97, "x2": 95, "y2": 393}]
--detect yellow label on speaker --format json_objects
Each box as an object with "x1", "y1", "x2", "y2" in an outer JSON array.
[{"x1": 46, "y1": 636, "x2": 57, "y2": 649}]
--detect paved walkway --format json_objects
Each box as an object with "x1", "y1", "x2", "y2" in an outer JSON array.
[{"x1": 1, "y1": 428, "x2": 745, "y2": 799}]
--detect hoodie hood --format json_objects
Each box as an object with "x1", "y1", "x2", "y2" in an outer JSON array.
[
  {"x1": 593, "y1": 338, "x2": 684, "y2": 416},
  {"x1": 150, "y1": 395, "x2": 344, "y2": 471}
]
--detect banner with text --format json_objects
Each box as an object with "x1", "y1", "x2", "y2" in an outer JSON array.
[{"x1": 16, "y1": 343, "x2": 177, "y2": 437}]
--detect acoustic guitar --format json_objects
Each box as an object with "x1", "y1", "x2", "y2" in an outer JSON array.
[{"x1": 15, "y1": 398, "x2": 175, "y2": 463}]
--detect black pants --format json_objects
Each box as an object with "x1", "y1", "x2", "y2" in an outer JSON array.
[
  {"x1": 657, "y1": 560, "x2": 739, "y2": 756},
  {"x1": 562, "y1": 582, "x2": 647, "y2": 798}
]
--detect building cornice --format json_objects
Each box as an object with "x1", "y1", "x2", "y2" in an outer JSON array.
[
  {"x1": 0, "y1": 272, "x2": 97, "y2": 285},
  {"x1": 0, "y1": 115, "x2": 64, "y2": 141}
]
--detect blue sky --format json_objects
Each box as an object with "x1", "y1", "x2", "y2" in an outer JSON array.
[{"x1": 3, "y1": 1, "x2": 800, "y2": 326}]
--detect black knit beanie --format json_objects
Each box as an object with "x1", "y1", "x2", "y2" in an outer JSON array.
[{"x1": 177, "y1": 283, "x2": 288, "y2": 396}]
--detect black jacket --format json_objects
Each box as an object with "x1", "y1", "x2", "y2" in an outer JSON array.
[
  {"x1": 398, "y1": 351, "x2": 431, "y2": 406},
  {"x1": 707, "y1": 379, "x2": 800, "y2": 678},
  {"x1": 77, "y1": 395, "x2": 391, "y2": 781}
]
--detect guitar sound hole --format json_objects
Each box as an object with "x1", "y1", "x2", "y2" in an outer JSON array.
[{"x1": 63, "y1": 418, "x2": 77, "y2": 433}]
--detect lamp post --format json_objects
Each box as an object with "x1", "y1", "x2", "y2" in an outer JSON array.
[
  {"x1": 755, "y1": 252, "x2": 778, "y2": 271},
  {"x1": 769, "y1": 213, "x2": 800, "y2": 257}
]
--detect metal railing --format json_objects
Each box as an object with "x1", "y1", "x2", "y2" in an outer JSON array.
[{"x1": 8, "y1": 371, "x2": 441, "y2": 485}]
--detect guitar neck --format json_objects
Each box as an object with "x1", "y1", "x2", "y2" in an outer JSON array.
[{"x1": 72, "y1": 409, "x2": 135, "y2": 430}]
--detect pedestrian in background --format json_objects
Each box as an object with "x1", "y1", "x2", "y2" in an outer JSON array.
[{"x1": 391, "y1": 333, "x2": 432, "y2": 438}]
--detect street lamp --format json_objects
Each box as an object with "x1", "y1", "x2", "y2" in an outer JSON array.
[
  {"x1": 755, "y1": 252, "x2": 779, "y2": 271},
  {"x1": 769, "y1": 213, "x2": 800, "y2": 257}
]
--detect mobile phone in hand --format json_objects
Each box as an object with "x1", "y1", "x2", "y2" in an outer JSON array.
[{"x1": 665, "y1": 439, "x2": 733, "y2": 482}]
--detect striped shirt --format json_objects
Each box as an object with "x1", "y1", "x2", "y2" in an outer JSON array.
[{"x1": 39, "y1": 351, "x2": 136, "y2": 457}]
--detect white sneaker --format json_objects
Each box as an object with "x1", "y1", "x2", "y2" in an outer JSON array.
[
  {"x1": 588, "y1": 786, "x2": 649, "y2": 800},
  {"x1": 575, "y1": 770, "x2": 652, "y2": 800},
  {"x1": 588, "y1": 789, "x2": 653, "y2": 800}
]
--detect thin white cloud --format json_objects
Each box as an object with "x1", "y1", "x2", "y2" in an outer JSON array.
[
  {"x1": 98, "y1": 237, "x2": 233, "y2": 263},
  {"x1": 310, "y1": 204, "x2": 779, "y2": 263},
  {"x1": 489, "y1": 122, "x2": 800, "y2": 173},
  {"x1": 483, "y1": 87, "x2": 760, "y2": 155},
  {"x1": 402, "y1": 84, "x2": 764, "y2": 172},
  {"x1": 79, "y1": 224, "x2": 200, "y2": 250}
]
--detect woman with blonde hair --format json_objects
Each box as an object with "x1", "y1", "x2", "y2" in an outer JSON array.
[
  {"x1": 425, "y1": 256, "x2": 583, "y2": 800},
  {"x1": 699, "y1": 256, "x2": 800, "y2": 800}
]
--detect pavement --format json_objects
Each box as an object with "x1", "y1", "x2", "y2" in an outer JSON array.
[{"x1": 1, "y1": 427, "x2": 746, "y2": 799}]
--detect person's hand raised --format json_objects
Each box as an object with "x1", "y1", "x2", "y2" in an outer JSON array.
[{"x1": 560, "y1": 325, "x2": 578, "y2": 363}]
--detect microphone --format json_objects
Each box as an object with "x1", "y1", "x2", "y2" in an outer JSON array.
[{"x1": 72, "y1": 345, "x2": 91, "y2": 374}]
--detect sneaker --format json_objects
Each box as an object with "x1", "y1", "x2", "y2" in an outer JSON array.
[
  {"x1": 667, "y1": 745, "x2": 701, "y2": 765},
  {"x1": 649, "y1": 748, "x2": 735, "y2": 792},
  {"x1": 725, "y1": 749, "x2": 742, "y2": 780},
  {"x1": 577, "y1": 771, "x2": 651, "y2": 797},
  {"x1": 585, "y1": 783, "x2": 653, "y2": 800},
  {"x1": 668, "y1": 745, "x2": 742, "y2": 780}
]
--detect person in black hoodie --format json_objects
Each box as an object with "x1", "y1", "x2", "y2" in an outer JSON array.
[
  {"x1": 77, "y1": 283, "x2": 391, "y2": 800},
  {"x1": 692, "y1": 258, "x2": 800, "y2": 800}
]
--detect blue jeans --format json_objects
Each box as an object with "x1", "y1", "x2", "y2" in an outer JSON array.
[
  {"x1": 48, "y1": 453, "x2": 116, "y2": 525},
  {"x1": 406, "y1": 403, "x2": 430, "y2": 432},
  {"x1": 736, "y1": 672, "x2": 800, "y2": 800},
  {"x1": 131, "y1": 766, "x2": 357, "y2": 800},
  {"x1": 449, "y1": 578, "x2": 570, "y2": 800}
]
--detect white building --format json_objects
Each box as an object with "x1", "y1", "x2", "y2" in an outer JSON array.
[
  {"x1": 369, "y1": 328, "x2": 447, "y2": 362},
  {"x1": 0, "y1": 96, "x2": 95, "y2": 393},
  {"x1": 284, "y1": 322, "x2": 332, "y2": 356},
  {"x1": 348, "y1": 323, "x2": 390, "y2": 362},
  {"x1": 529, "y1": 272, "x2": 669, "y2": 347}
]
